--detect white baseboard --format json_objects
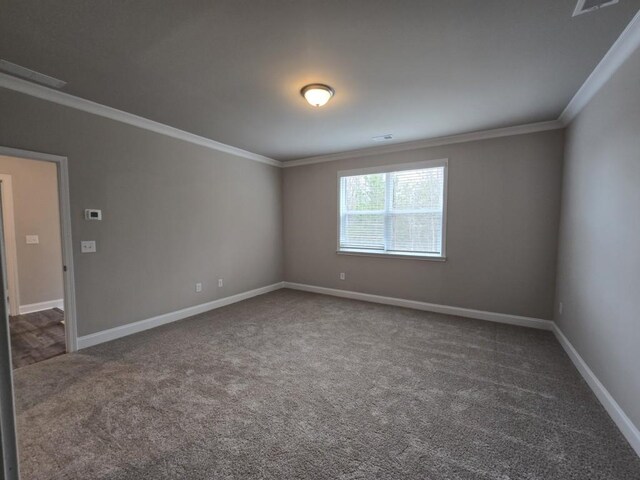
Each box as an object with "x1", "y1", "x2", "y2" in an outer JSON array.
[
  {"x1": 552, "y1": 324, "x2": 640, "y2": 457},
  {"x1": 78, "y1": 281, "x2": 552, "y2": 349},
  {"x1": 19, "y1": 299, "x2": 64, "y2": 315},
  {"x1": 77, "y1": 282, "x2": 284, "y2": 349},
  {"x1": 75, "y1": 279, "x2": 639, "y2": 458},
  {"x1": 283, "y1": 282, "x2": 639, "y2": 456},
  {"x1": 283, "y1": 282, "x2": 553, "y2": 330}
]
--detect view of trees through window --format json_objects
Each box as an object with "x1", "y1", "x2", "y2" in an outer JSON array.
[{"x1": 339, "y1": 165, "x2": 445, "y2": 256}]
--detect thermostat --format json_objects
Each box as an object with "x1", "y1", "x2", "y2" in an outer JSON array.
[{"x1": 84, "y1": 209, "x2": 102, "y2": 221}]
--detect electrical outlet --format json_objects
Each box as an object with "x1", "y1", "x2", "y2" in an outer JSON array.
[
  {"x1": 218, "y1": 278, "x2": 223, "y2": 288},
  {"x1": 195, "y1": 282, "x2": 202, "y2": 293},
  {"x1": 558, "y1": 302, "x2": 563, "y2": 315},
  {"x1": 339, "y1": 272, "x2": 345, "y2": 280},
  {"x1": 80, "y1": 240, "x2": 96, "y2": 253}
]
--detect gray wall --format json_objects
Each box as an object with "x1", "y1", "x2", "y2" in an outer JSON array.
[
  {"x1": 555, "y1": 46, "x2": 640, "y2": 428},
  {"x1": 0, "y1": 156, "x2": 63, "y2": 306},
  {"x1": 283, "y1": 129, "x2": 564, "y2": 320},
  {"x1": 0, "y1": 89, "x2": 283, "y2": 337}
]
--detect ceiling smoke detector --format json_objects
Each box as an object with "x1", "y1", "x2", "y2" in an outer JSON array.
[
  {"x1": 372, "y1": 134, "x2": 394, "y2": 142},
  {"x1": 573, "y1": 0, "x2": 619, "y2": 16},
  {"x1": 0, "y1": 59, "x2": 67, "y2": 89}
]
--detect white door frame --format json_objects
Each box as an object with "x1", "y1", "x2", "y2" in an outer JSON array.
[
  {"x1": 0, "y1": 176, "x2": 20, "y2": 479},
  {"x1": 0, "y1": 146, "x2": 78, "y2": 352},
  {"x1": 0, "y1": 175, "x2": 21, "y2": 316}
]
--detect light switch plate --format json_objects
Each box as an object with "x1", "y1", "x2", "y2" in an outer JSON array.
[
  {"x1": 26, "y1": 235, "x2": 39, "y2": 244},
  {"x1": 81, "y1": 240, "x2": 97, "y2": 253}
]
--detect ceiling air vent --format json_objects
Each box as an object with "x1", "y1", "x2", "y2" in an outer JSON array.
[
  {"x1": 573, "y1": 0, "x2": 619, "y2": 16},
  {"x1": 0, "y1": 59, "x2": 66, "y2": 89}
]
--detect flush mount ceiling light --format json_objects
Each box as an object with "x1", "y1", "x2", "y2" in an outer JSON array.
[{"x1": 301, "y1": 84, "x2": 335, "y2": 107}]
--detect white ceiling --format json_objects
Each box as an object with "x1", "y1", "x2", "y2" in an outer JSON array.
[{"x1": 1, "y1": 0, "x2": 639, "y2": 161}]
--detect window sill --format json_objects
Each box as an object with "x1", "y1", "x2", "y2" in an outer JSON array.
[{"x1": 336, "y1": 249, "x2": 447, "y2": 262}]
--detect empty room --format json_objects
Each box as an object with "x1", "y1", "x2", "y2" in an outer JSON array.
[{"x1": 0, "y1": 1, "x2": 639, "y2": 479}]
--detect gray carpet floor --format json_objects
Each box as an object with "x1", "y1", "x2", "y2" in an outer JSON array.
[{"x1": 13, "y1": 289, "x2": 640, "y2": 479}]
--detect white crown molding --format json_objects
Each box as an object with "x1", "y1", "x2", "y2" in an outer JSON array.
[
  {"x1": 560, "y1": 9, "x2": 640, "y2": 124},
  {"x1": 77, "y1": 282, "x2": 284, "y2": 349},
  {"x1": 2, "y1": 10, "x2": 637, "y2": 169},
  {"x1": 0, "y1": 72, "x2": 282, "y2": 168},
  {"x1": 282, "y1": 120, "x2": 564, "y2": 168},
  {"x1": 283, "y1": 10, "x2": 640, "y2": 168},
  {"x1": 0, "y1": 71, "x2": 562, "y2": 169}
]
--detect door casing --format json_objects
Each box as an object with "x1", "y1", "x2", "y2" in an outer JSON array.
[
  {"x1": 0, "y1": 175, "x2": 21, "y2": 316},
  {"x1": 0, "y1": 179, "x2": 20, "y2": 479},
  {"x1": 0, "y1": 146, "x2": 78, "y2": 352}
]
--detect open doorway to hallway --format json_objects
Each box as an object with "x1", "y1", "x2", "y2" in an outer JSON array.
[{"x1": 0, "y1": 155, "x2": 65, "y2": 368}]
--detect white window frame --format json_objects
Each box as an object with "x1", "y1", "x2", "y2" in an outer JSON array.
[{"x1": 336, "y1": 159, "x2": 448, "y2": 261}]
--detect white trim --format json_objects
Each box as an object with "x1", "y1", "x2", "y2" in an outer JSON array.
[
  {"x1": 283, "y1": 282, "x2": 553, "y2": 330},
  {"x1": 336, "y1": 250, "x2": 446, "y2": 261},
  {"x1": 18, "y1": 299, "x2": 63, "y2": 315},
  {"x1": 0, "y1": 147, "x2": 66, "y2": 164},
  {"x1": 0, "y1": 71, "x2": 562, "y2": 168},
  {"x1": 76, "y1": 282, "x2": 284, "y2": 349},
  {"x1": 0, "y1": 175, "x2": 20, "y2": 316},
  {"x1": 337, "y1": 159, "x2": 448, "y2": 177},
  {"x1": 0, "y1": 11, "x2": 637, "y2": 169},
  {"x1": 573, "y1": 0, "x2": 620, "y2": 17},
  {"x1": 280, "y1": 10, "x2": 640, "y2": 166},
  {"x1": 283, "y1": 121, "x2": 563, "y2": 167},
  {"x1": 0, "y1": 236, "x2": 19, "y2": 480},
  {"x1": 0, "y1": 73, "x2": 281, "y2": 168},
  {"x1": 441, "y1": 159, "x2": 449, "y2": 260},
  {"x1": 552, "y1": 324, "x2": 640, "y2": 457},
  {"x1": 56, "y1": 155, "x2": 78, "y2": 352},
  {"x1": 61, "y1": 274, "x2": 640, "y2": 456},
  {"x1": 0, "y1": 59, "x2": 66, "y2": 89},
  {"x1": 560, "y1": 10, "x2": 640, "y2": 123},
  {"x1": 281, "y1": 281, "x2": 640, "y2": 456},
  {"x1": 0, "y1": 147, "x2": 79, "y2": 352}
]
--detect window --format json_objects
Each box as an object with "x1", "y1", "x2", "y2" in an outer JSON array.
[{"x1": 338, "y1": 159, "x2": 447, "y2": 259}]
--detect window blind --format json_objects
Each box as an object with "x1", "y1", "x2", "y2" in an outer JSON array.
[{"x1": 339, "y1": 163, "x2": 446, "y2": 257}]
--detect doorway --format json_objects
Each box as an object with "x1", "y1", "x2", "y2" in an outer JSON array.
[
  {"x1": 0, "y1": 158, "x2": 66, "y2": 367},
  {"x1": 0, "y1": 147, "x2": 77, "y2": 361},
  {"x1": 0, "y1": 146, "x2": 77, "y2": 480}
]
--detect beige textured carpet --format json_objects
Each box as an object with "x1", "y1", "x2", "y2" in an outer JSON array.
[{"x1": 13, "y1": 289, "x2": 640, "y2": 479}]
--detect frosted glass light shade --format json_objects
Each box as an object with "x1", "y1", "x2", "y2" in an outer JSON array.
[{"x1": 301, "y1": 84, "x2": 335, "y2": 107}]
